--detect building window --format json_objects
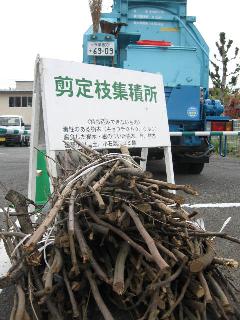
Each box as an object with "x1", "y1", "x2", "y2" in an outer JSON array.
[
  {"x1": 9, "y1": 97, "x2": 14, "y2": 107},
  {"x1": 22, "y1": 97, "x2": 27, "y2": 107},
  {"x1": 27, "y1": 96, "x2": 32, "y2": 107},
  {"x1": 9, "y1": 96, "x2": 32, "y2": 107},
  {"x1": 16, "y1": 97, "x2": 21, "y2": 107}
]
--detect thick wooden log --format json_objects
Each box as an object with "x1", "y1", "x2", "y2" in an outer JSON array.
[
  {"x1": 0, "y1": 263, "x2": 24, "y2": 289},
  {"x1": 113, "y1": 242, "x2": 130, "y2": 295},
  {"x1": 24, "y1": 182, "x2": 75, "y2": 252},
  {"x1": 5, "y1": 190, "x2": 33, "y2": 234},
  {"x1": 87, "y1": 207, "x2": 153, "y2": 262},
  {"x1": 85, "y1": 269, "x2": 114, "y2": 320},
  {"x1": 189, "y1": 242, "x2": 215, "y2": 273},
  {"x1": 143, "y1": 178, "x2": 198, "y2": 195},
  {"x1": 123, "y1": 204, "x2": 169, "y2": 272},
  {"x1": 93, "y1": 160, "x2": 120, "y2": 191}
]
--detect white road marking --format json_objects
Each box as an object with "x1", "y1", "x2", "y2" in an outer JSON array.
[{"x1": 182, "y1": 203, "x2": 240, "y2": 208}]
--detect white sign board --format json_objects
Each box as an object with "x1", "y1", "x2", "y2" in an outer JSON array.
[
  {"x1": 28, "y1": 57, "x2": 175, "y2": 204},
  {"x1": 40, "y1": 58, "x2": 171, "y2": 151}
]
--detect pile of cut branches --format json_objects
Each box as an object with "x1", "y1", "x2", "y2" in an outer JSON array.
[{"x1": 1, "y1": 141, "x2": 240, "y2": 319}]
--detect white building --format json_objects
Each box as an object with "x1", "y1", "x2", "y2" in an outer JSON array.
[{"x1": 0, "y1": 81, "x2": 33, "y2": 124}]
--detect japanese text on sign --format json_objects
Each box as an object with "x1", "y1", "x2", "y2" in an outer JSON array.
[
  {"x1": 39, "y1": 58, "x2": 170, "y2": 150},
  {"x1": 54, "y1": 76, "x2": 158, "y2": 103},
  {"x1": 62, "y1": 118, "x2": 158, "y2": 149}
]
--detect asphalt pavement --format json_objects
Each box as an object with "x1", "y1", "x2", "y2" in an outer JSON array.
[
  {"x1": 0, "y1": 146, "x2": 29, "y2": 208},
  {"x1": 0, "y1": 146, "x2": 240, "y2": 317}
]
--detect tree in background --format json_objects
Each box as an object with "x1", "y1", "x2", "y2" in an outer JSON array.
[{"x1": 210, "y1": 32, "x2": 240, "y2": 102}]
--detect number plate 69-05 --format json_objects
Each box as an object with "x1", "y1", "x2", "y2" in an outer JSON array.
[{"x1": 87, "y1": 42, "x2": 115, "y2": 56}]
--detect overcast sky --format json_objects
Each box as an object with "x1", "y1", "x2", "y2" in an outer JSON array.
[{"x1": 0, "y1": 0, "x2": 239, "y2": 88}]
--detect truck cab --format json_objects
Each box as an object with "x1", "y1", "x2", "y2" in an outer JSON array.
[{"x1": 0, "y1": 115, "x2": 30, "y2": 146}]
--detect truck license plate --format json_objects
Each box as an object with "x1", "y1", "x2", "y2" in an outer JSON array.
[{"x1": 87, "y1": 42, "x2": 115, "y2": 56}]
